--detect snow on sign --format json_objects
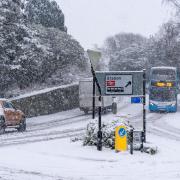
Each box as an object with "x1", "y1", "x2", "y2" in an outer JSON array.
[
  {"x1": 106, "y1": 74, "x2": 132, "y2": 95},
  {"x1": 95, "y1": 71, "x2": 144, "y2": 96}
]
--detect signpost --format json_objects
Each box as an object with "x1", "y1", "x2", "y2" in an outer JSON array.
[
  {"x1": 87, "y1": 50, "x2": 103, "y2": 151},
  {"x1": 87, "y1": 50, "x2": 102, "y2": 120},
  {"x1": 95, "y1": 71, "x2": 144, "y2": 96},
  {"x1": 87, "y1": 49, "x2": 146, "y2": 151},
  {"x1": 95, "y1": 70, "x2": 146, "y2": 144},
  {"x1": 87, "y1": 49, "x2": 101, "y2": 71}
]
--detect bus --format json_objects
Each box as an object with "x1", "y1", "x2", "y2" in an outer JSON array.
[{"x1": 149, "y1": 67, "x2": 178, "y2": 112}]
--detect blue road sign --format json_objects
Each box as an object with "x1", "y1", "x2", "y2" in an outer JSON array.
[
  {"x1": 118, "y1": 128, "x2": 126, "y2": 137},
  {"x1": 131, "y1": 97, "x2": 142, "y2": 104}
]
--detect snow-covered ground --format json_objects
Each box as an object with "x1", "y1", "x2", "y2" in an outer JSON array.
[{"x1": 0, "y1": 96, "x2": 180, "y2": 180}]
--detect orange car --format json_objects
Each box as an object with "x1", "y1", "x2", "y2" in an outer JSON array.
[{"x1": 0, "y1": 99, "x2": 26, "y2": 134}]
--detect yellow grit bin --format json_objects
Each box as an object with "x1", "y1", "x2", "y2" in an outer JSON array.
[{"x1": 115, "y1": 125, "x2": 128, "y2": 152}]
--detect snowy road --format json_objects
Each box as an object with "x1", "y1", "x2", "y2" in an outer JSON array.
[
  {"x1": 0, "y1": 97, "x2": 180, "y2": 179},
  {"x1": 0, "y1": 109, "x2": 89, "y2": 147},
  {"x1": 0, "y1": 98, "x2": 133, "y2": 148}
]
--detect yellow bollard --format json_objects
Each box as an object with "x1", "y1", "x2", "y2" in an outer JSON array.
[{"x1": 115, "y1": 125, "x2": 128, "y2": 152}]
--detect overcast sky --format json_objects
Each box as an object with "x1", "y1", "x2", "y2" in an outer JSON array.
[{"x1": 56, "y1": 0, "x2": 174, "y2": 49}]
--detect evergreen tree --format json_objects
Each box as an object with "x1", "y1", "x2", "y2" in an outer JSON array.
[
  {"x1": 0, "y1": 0, "x2": 87, "y2": 96},
  {"x1": 25, "y1": 0, "x2": 67, "y2": 32}
]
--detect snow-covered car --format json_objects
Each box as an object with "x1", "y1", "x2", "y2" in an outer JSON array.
[{"x1": 0, "y1": 99, "x2": 26, "y2": 134}]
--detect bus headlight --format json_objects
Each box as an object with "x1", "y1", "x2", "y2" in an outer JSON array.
[
  {"x1": 170, "y1": 103, "x2": 176, "y2": 107},
  {"x1": 150, "y1": 103, "x2": 155, "y2": 106}
]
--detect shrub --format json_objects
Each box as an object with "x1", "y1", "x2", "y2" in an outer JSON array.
[{"x1": 83, "y1": 119, "x2": 133, "y2": 149}]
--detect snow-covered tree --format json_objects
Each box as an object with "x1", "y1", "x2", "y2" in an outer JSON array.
[
  {"x1": 109, "y1": 44, "x2": 148, "y2": 71},
  {"x1": 0, "y1": 0, "x2": 88, "y2": 96},
  {"x1": 24, "y1": 0, "x2": 67, "y2": 32},
  {"x1": 146, "y1": 21, "x2": 180, "y2": 69},
  {"x1": 164, "y1": 0, "x2": 180, "y2": 9},
  {"x1": 102, "y1": 33, "x2": 148, "y2": 71}
]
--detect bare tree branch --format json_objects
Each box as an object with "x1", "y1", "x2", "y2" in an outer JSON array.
[{"x1": 164, "y1": 0, "x2": 180, "y2": 9}]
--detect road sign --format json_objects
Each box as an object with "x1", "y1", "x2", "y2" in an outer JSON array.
[
  {"x1": 115, "y1": 125, "x2": 128, "y2": 151},
  {"x1": 87, "y1": 49, "x2": 101, "y2": 71},
  {"x1": 118, "y1": 127, "x2": 126, "y2": 137},
  {"x1": 106, "y1": 74, "x2": 132, "y2": 95},
  {"x1": 131, "y1": 97, "x2": 143, "y2": 104},
  {"x1": 95, "y1": 71, "x2": 144, "y2": 96}
]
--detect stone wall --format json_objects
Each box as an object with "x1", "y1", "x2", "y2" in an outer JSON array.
[{"x1": 11, "y1": 84, "x2": 79, "y2": 118}]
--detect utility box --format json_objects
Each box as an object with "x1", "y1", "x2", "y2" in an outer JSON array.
[
  {"x1": 115, "y1": 125, "x2": 128, "y2": 152},
  {"x1": 133, "y1": 130, "x2": 144, "y2": 150}
]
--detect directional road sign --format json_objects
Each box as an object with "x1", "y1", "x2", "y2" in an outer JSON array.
[
  {"x1": 95, "y1": 71, "x2": 144, "y2": 96},
  {"x1": 106, "y1": 74, "x2": 132, "y2": 95},
  {"x1": 87, "y1": 49, "x2": 101, "y2": 71}
]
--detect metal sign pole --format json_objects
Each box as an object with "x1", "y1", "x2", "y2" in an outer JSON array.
[
  {"x1": 97, "y1": 95, "x2": 102, "y2": 151},
  {"x1": 90, "y1": 62, "x2": 102, "y2": 151},
  {"x1": 92, "y1": 76, "x2": 95, "y2": 119},
  {"x1": 130, "y1": 128, "x2": 134, "y2": 155},
  {"x1": 143, "y1": 69, "x2": 146, "y2": 143}
]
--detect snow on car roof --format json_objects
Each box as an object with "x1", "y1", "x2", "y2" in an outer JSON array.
[
  {"x1": 151, "y1": 66, "x2": 176, "y2": 70},
  {"x1": 0, "y1": 98, "x2": 8, "y2": 101}
]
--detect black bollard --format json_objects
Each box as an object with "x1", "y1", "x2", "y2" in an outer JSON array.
[{"x1": 130, "y1": 128, "x2": 134, "y2": 155}]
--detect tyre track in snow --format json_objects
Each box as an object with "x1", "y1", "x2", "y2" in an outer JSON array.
[
  {"x1": 124, "y1": 107, "x2": 180, "y2": 142},
  {"x1": 0, "y1": 110, "x2": 166, "y2": 147},
  {"x1": 0, "y1": 127, "x2": 86, "y2": 147},
  {"x1": 148, "y1": 126, "x2": 180, "y2": 141},
  {"x1": 0, "y1": 114, "x2": 90, "y2": 147},
  {"x1": 0, "y1": 101, "x2": 132, "y2": 147},
  {"x1": 0, "y1": 102, "x2": 150, "y2": 147},
  {"x1": 0, "y1": 104, "x2": 128, "y2": 147},
  {"x1": 147, "y1": 112, "x2": 180, "y2": 141},
  {"x1": 2, "y1": 114, "x2": 89, "y2": 138},
  {"x1": 0, "y1": 110, "x2": 92, "y2": 147},
  {"x1": 27, "y1": 114, "x2": 90, "y2": 132},
  {"x1": 20, "y1": 101, "x2": 129, "y2": 133},
  {"x1": 22, "y1": 102, "x2": 130, "y2": 136}
]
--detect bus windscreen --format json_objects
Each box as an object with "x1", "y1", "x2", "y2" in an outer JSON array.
[
  {"x1": 150, "y1": 88, "x2": 176, "y2": 102},
  {"x1": 151, "y1": 69, "x2": 176, "y2": 81}
]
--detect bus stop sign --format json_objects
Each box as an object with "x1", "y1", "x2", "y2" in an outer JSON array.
[{"x1": 95, "y1": 71, "x2": 144, "y2": 96}]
